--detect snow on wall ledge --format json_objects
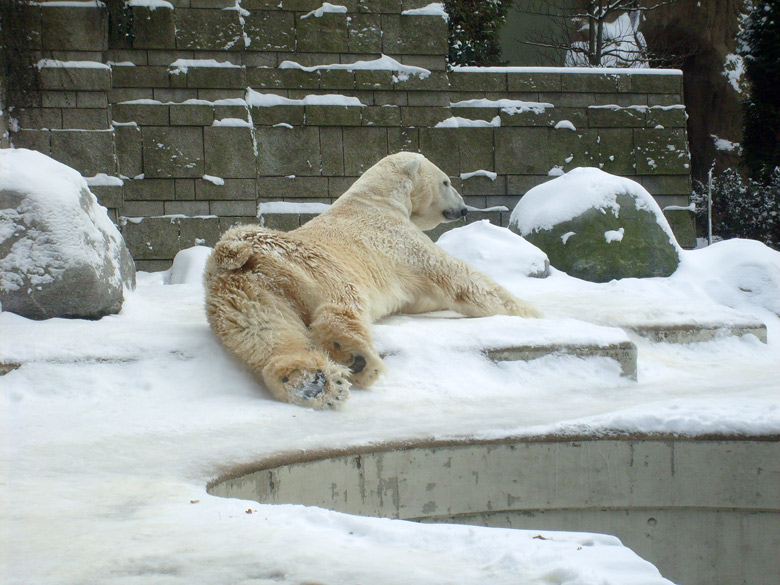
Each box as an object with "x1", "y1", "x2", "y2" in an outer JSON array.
[{"x1": 8, "y1": 0, "x2": 693, "y2": 270}]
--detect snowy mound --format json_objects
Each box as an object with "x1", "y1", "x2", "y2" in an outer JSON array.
[
  {"x1": 0, "y1": 149, "x2": 135, "y2": 319},
  {"x1": 165, "y1": 246, "x2": 213, "y2": 286},
  {"x1": 509, "y1": 168, "x2": 680, "y2": 282},
  {"x1": 436, "y1": 220, "x2": 549, "y2": 279},
  {"x1": 678, "y1": 239, "x2": 780, "y2": 316}
]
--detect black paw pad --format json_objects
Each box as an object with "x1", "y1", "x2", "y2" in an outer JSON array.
[{"x1": 349, "y1": 355, "x2": 367, "y2": 374}]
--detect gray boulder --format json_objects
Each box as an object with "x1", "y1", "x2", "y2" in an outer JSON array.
[
  {"x1": 0, "y1": 149, "x2": 135, "y2": 320},
  {"x1": 509, "y1": 168, "x2": 680, "y2": 283}
]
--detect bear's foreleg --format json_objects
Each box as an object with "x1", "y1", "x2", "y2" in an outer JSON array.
[
  {"x1": 309, "y1": 303, "x2": 387, "y2": 388},
  {"x1": 425, "y1": 258, "x2": 542, "y2": 319}
]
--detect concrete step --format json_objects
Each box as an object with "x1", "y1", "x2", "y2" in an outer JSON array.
[{"x1": 625, "y1": 321, "x2": 768, "y2": 344}]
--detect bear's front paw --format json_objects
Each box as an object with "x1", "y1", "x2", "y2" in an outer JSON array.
[
  {"x1": 348, "y1": 352, "x2": 386, "y2": 388},
  {"x1": 283, "y1": 366, "x2": 351, "y2": 410}
]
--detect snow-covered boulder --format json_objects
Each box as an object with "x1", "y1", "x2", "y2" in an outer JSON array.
[
  {"x1": 164, "y1": 246, "x2": 212, "y2": 286},
  {"x1": 437, "y1": 220, "x2": 550, "y2": 279},
  {"x1": 0, "y1": 149, "x2": 136, "y2": 320},
  {"x1": 509, "y1": 168, "x2": 680, "y2": 283}
]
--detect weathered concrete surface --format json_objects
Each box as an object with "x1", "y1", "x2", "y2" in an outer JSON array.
[{"x1": 210, "y1": 436, "x2": 780, "y2": 585}]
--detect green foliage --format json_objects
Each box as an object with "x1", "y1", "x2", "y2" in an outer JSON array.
[
  {"x1": 741, "y1": 1, "x2": 780, "y2": 180},
  {"x1": 444, "y1": 0, "x2": 510, "y2": 66},
  {"x1": 692, "y1": 169, "x2": 780, "y2": 250}
]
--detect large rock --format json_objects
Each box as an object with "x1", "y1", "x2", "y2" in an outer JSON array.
[
  {"x1": 509, "y1": 168, "x2": 681, "y2": 283},
  {"x1": 0, "y1": 148, "x2": 136, "y2": 320}
]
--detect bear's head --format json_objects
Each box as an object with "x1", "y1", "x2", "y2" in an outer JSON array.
[{"x1": 398, "y1": 153, "x2": 468, "y2": 231}]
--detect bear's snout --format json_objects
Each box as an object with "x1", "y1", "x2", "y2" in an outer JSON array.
[{"x1": 443, "y1": 207, "x2": 468, "y2": 221}]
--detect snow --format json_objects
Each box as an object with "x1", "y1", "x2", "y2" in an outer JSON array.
[
  {"x1": 278, "y1": 55, "x2": 431, "y2": 82},
  {"x1": 85, "y1": 173, "x2": 124, "y2": 187},
  {"x1": 452, "y1": 66, "x2": 682, "y2": 76},
  {"x1": 202, "y1": 175, "x2": 225, "y2": 186},
  {"x1": 3, "y1": 171, "x2": 780, "y2": 584},
  {"x1": 565, "y1": 12, "x2": 648, "y2": 69},
  {"x1": 554, "y1": 120, "x2": 576, "y2": 131},
  {"x1": 451, "y1": 98, "x2": 553, "y2": 114},
  {"x1": 723, "y1": 53, "x2": 746, "y2": 94},
  {"x1": 245, "y1": 89, "x2": 364, "y2": 107},
  {"x1": 402, "y1": 2, "x2": 448, "y2": 20},
  {"x1": 301, "y1": 2, "x2": 348, "y2": 19},
  {"x1": 605, "y1": 227, "x2": 625, "y2": 243},
  {"x1": 36, "y1": 59, "x2": 110, "y2": 69},
  {"x1": 126, "y1": 0, "x2": 174, "y2": 9},
  {"x1": 510, "y1": 167, "x2": 679, "y2": 251},
  {"x1": 712, "y1": 134, "x2": 742, "y2": 153},
  {"x1": 169, "y1": 59, "x2": 242, "y2": 75},
  {"x1": 461, "y1": 170, "x2": 497, "y2": 181},
  {"x1": 435, "y1": 116, "x2": 501, "y2": 128},
  {"x1": 211, "y1": 117, "x2": 252, "y2": 127}
]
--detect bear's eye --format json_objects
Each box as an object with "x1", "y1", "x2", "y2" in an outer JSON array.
[{"x1": 443, "y1": 180, "x2": 450, "y2": 187}]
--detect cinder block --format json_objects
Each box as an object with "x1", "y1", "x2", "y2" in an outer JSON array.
[
  {"x1": 255, "y1": 126, "x2": 322, "y2": 175},
  {"x1": 359, "y1": 0, "x2": 402, "y2": 12},
  {"x1": 250, "y1": 105, "x2": 305, "y2": 126},
  {"x1": 131, "y1": 5, "x2": 176, "y2": 49},
  {"x1": 175, "y1": 9, "x2": 244, "y2": 50},
  {"x1": 640, "y1": 174, "x2": 693, "y2": 195},
  {"x1": 362, "y1": 106, "x2": 402, "y2": 127},
  {"x1": 179, "y1": 216, "x2": 222, "y2": 248},
  {"x1": 90, "y1": 184, "x2": 124, "y2": 209},
  {"x1": 184, "y1": 65, "x2": 246, "y2": 89},
  {"x1": 261, "y1": 212, "x2": 300, "y2": 231},
  {"x1": 461, "y1": 174, "x2": 506, "y2": 197},
  {"x1": 115, "y1": 124, "x2": 143, "y2": 177},
  {"x1": 42, "y1": 91, "x2": 76, "y2": 108},
  {"x1": 394, "y1": 71, "x2": 449, "y2": 92},
  {"x1": 631, "y1": 74, "x2": 683, "y2": 94},
  {"x1": 170, "y1": 103, "x2": 215, "y2": 126},
  {"x1": 597, "y1": 128, "x2": 636, "y2": 175},
  {"x1": 495, "y1": 127, "x2": 598, "y2": 175},
  {"x1": 39, "y1": 64, "x2": 112, "y2": 92},
  {"x1": 305, "y1": 105, "x2": 362, "y2": 126},
  {"x1": 62, "y1": 108, "x2": 110, "y2": 130},
  {"x1": 247, "y1": 68, "x2": 285, "y2": 89},
  {"x1": 342, "y1": 127, "x2": 388, "y2": 175},
  {"x1": 204, "y1": 126, "x2": 258, "y2": 178},
  {"x1": 77, "y1": 92, "x2": 108, "y2": 109},
  {"x1": 118, "y1": 200, "x2": 165, "y2": 217},
  {"x1": 280, "y1": 69, "x2": 320, "y2": 90},
  {"x1": 124, "y1": 178, "x2": 176, "y2": 201},
  {"x1": 588, "y1": 106, "x2": 646, "y2": 128},
  {"x1": 175, "y1": 179, "x2": 196, "y2": 199},
  {"x1": 244, "y1": 10, "x2": 296, "y2": 51},
  {"x1": 17, "y1": 108, "x2": 62, "y2": 130},
  {"x1": 112, "y1": 102, "x2": 169, "y2": 126},
  {"x1": 634, "y1": 128, "x2": 690, "y2": 174},
  {"x1": 196, "y1": 178, "x2": 257, "y2": 200},
  {"x1": 561, "y1": 73, "x2": 619, "y2": 93},
  {"x1": 112, "y1": 65, "x2": 170, "y2": 88},
  {"x1": 11, "y1": 129, "x2": 52, "y2": 155},
  {"x1": 40, "y1": 4, "x2": 107, "y2": 51},
  {"x1": 142, "y1": 126, "x2": 204, "y2": 178},
  {"x1": 319, "y1": 69, "x2": 356, "y2": 90},
  {"x1": 296, "y1": 12, "x2": 349, "y2": 54},
  {"x1": 257, "y1": 176, "x2": 329, "y2": 199},
  {"x1": 449, "y1": 72, "x2": 507, "y2": 93},
  {"x1": 164, "y1": 200, "x2": 211, "y2": 215},
  {"x1": 458, "y1": 128, "x2": 494, "y2": 174},
  {"x1": 121, "y1": 216, "x2": 182, "y2": 260},
  {"x1": 319, "y1": 127, "x2": 344, "y2": 175},
  {"x1": 387, "y1": 126, "x2": 419, "y2": 154},
  {"x1": 507, "y1": 72, "x2": 559, "y2": 93},
  {"x1": 399, "y1": 14, "x2": 448, "y2": 55},
  {"x1": 210, "y1": 200, "x2": 257, "y2": 216},
  {"x1": 419, "y1": 127, "x2": 459, "y2": 176},
  {"x1": 355, "y1": 70, "x2": 393, "y2": 90},
  {"x1": 647, "y1": 106, "x2": 687, "y2": 128},
  {"x1": 50, "y1": 129, "x2": 117, "y2": 177},
  {"x1": 347, "y1": 13, "x2": 382, "y2": 53}
]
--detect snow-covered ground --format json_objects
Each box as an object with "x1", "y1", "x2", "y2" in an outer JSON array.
[{"x1": 3, "y1": 221, "x2": 779, "y2": 585}]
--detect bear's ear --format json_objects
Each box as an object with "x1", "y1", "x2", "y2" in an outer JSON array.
[{"x1": 402, "y1": 154, "x2": 422, "y2": 179}]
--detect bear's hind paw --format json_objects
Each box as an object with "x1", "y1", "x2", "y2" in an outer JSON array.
[{"x1": 285, "y1": 367, "x2": 351, "y2": 410}]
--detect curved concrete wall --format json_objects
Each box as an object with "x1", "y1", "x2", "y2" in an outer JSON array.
[{"x1": 209, "y1": 436, "x2": 780, "y2": 585}]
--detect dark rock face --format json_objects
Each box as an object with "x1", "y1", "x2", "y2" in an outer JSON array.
[{"x1": 641, "y1": 0, "x2": 747, "y2": 180}]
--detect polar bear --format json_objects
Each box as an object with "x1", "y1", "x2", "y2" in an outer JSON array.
[{"x1": 204, "y1": 152, "x2": 541, "y2": 409}]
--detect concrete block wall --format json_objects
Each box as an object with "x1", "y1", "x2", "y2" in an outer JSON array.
[{"x1": 8, "y1": 0, "x2": 693, "y2": 270}]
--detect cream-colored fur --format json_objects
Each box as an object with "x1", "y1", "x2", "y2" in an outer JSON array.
[{"x1": 204, "y1": 152, "x2": 541, "y2": 409}]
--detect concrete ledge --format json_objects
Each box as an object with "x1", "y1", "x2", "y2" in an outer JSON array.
[
  {"x1": 628, "y1": 322, "x2": 768, "y2": 344},
  {"x1": 486, "y1": 341, "x2": 637, "y2": 379},
  {"x1": 209, "y1": 435, "x2": 780, "y2": 585}
]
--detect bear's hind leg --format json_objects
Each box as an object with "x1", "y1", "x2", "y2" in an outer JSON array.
[
  {"x1": 208, "y1": 287, "x2": 350, "y2": 409},
  {"x1": 309, "y1": 303, "x2": 386, "y2": 388}
]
